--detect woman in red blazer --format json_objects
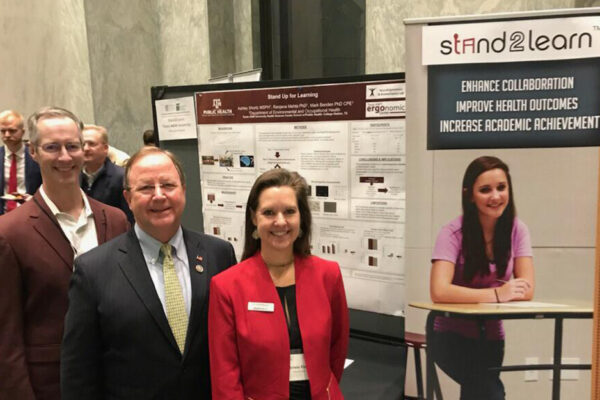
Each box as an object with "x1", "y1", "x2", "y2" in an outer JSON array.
[{"x1": 209, "y1": 168, "x2": 349, "y2": 400}]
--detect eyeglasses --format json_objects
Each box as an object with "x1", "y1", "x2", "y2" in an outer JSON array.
[
  {"x1": 1, "y1": 128, "x2": 21, "y2": 135},
  {"x1": 38, "y1": 142, "x2": 83, "y2": 154},
  {"x1": 129, "y1": 182, "x2": 179, "y2": 195}
]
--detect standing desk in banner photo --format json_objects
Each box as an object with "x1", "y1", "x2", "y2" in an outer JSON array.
[{"x1": 409, "y1": 301, "x2": 593, "y2": 400}]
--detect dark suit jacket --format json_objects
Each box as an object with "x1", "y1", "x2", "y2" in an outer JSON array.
[
  {"x1": 61, "y1": 228, "x2": 237, "y2": 400},
  {"x1": 209, "y1": 253, "x2": 349, "y2": 400},
  {"x1": 0, "y1": 191, "x2": 129, "y2": 400},
  {"x1": 81, "y1": 158, "x2": 133, "y2": 223},
  {"x1": 0, "y1": 144, "x2": 42, "y2": 215}
]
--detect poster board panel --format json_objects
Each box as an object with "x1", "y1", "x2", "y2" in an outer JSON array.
[
  {"x1": 195, "y1": 78, "x2": 406, "y2": 318},
  {"x1": 152, "y1": 74, "x2": 406, "y2": 339}
]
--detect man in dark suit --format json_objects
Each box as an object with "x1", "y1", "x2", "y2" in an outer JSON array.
[
  {"x1": 61, "y1": 146, "x2": 237, "y2": 399},
  {"x1": 80, "y1": 124, "x2": 133, "y2": 222},
  {"x1": 0, "y1": 109, "x2": 42, "y2": 214},
  {"x1": 0, "y1": 106, "x2": 129, "y2": 400}
]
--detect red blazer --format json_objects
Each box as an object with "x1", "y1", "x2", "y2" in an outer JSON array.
[
  {"x1": 0, "y1": 191, "x2": 129, "y2": 400},
  {"x1": 209, "y1": 253, "x2": 349, "y2": 400}
]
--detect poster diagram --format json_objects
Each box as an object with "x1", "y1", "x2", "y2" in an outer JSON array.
[{"x1": 196, "y1": 80, "x2": 406, "y2": 315}]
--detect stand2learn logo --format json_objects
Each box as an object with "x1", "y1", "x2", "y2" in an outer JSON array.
[
  {"x1": 422, "y1": 16, "x2": 600, "y2": 65},
  {"x1": 439, "y1": 30, "x2": 591, "y2": 56}
]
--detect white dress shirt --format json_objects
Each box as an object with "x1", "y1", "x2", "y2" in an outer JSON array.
[
  {"x1": 134, "y1": 224, "x2": 192, "y2": 315},
  {"x1": 39, "y1": 187, "x2": 98, "y2": 260}
]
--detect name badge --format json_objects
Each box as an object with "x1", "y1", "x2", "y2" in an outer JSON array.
[
  {"x1": 289, "y1": 353, "x2": 309, "y2": 381},
  {"x1": 247, "y1": 302, "x2": 274, "y2": 312}
]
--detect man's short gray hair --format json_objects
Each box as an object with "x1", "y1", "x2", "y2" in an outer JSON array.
[
  {"x1": 28, "y1": 106, "x2": 83, "y2": 146},
  {"x1": 123, "y1": 146, "x2": 186, "y2": 190}
]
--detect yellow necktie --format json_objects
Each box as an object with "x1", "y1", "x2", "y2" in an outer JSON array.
[{"x1": 161, "y1": 243, "x2": 188, "y2": 354}]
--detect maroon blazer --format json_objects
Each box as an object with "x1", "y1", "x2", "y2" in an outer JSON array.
[
  {"x1": 0, "y1": 190, "x2": 129, "y2": 400},
  {"x1": 209, "y1": 253, "x2": 349, "y2": 400}
]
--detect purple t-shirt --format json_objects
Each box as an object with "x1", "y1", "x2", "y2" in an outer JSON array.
[{"x1": 431, "y1": 216, "x2": 532, "y2": 340}]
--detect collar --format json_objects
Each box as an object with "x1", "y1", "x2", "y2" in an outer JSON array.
[
  {"x1": 39, "y1": 186, "x2": 93, "y2": 218},
  {"x1": 83, "y1": 161, "x2": 105, "y2": 181},
  {"x1": 4, "y1": 143, "x2": 25, "y2": 160},
  {"x1": 135, "y1": 224, "x2": 185, "y2": 264}
]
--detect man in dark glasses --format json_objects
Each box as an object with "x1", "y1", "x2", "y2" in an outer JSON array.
[{"x1": 0, "y1": 106, "x2": 129, "y2": 400}]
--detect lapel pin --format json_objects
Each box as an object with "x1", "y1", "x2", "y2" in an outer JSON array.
[
  {"x1": 196, "y1": 256, "x2": 203, "y2": 262},
  {"x1": 195, "y1": 265, "x2": 204, "y2": 273}
]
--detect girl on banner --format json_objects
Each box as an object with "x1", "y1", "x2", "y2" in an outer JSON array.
[
  {"x1": 209, "y1": 168, "x2": 349, "y2": 400},
  {"x1": 429, "y1": 156, "x2": 534, "y2": 400}
]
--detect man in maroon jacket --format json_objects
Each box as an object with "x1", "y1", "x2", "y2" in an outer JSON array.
[{"x1": 0, "y1": 106, "x2": 129, "y2": 400}]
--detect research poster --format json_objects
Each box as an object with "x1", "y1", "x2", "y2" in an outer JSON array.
[
  {"x1": 423, "y1": 15, "x2": 600, "y2": 149},
  {"x1": 195, "y1": 79, "x2": 406, "y2": 315}
]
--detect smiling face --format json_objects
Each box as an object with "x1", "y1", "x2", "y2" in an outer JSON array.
[
  {"x1": 252, "y1": 185, "x2": 300, "y2": 258},
  {"x1": 124, "y1": 153, "x2": 186, "y2": 243},
  {"x1": 30, "y1": 117, "x2": 84, "y2": 190},
  {"x1": 471, "y1": 168, "x2": 509, "y2": 222}
]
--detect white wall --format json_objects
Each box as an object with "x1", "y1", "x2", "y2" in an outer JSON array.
[
  {"x1": 0, "y1": 0, "x2": 95, "y2": 128},
  {"x1": 0, "y1": 0, "x2": 237, "y2": 154},
  {"x1": 83, "y1": 0, "x2": 163, "y2": 154}
]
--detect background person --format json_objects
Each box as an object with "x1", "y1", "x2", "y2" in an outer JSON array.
[
  {"x1": 429, "y1": 156, "x2": 534, "y2": 400},
  {"x1": 0, "y1": 106, "x2": 129, "y2": 400},
  {"x1": 209, "y1": 168, "x2": 349, "y2": 400},
  {"x1": 61, "y1": 147, "x2": 237, "y2": 399},
  {"x1": 143, "y1": 129, "x2": 156, "y2": 146},
  {"x1": 0, "y1": 109, "x2": 42, "y2": 214},
  {"x1": 80, "y1": 124, "x2": 133, "y2": 222}
]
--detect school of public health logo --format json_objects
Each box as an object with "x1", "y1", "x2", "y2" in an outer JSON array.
[
  {"x1": 365, "y1": 101, "x2": 406, "y2": 118},
  {"x1": 203, "y1": 98, "x2": 233, "y2": 116}
]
